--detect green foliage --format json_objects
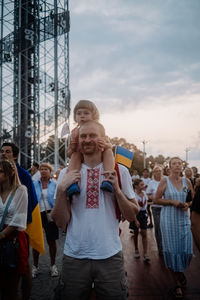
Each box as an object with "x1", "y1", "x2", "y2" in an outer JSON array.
[
  {"x1": 39, "y1": 135, "x2": 185, "y2": 174},
  {"x1": 110, "y1": 137, "x2": 170, "y2": 176}
]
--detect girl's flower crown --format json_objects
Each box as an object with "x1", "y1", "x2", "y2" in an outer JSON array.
[{"x1": 3, "y1": 159, "x2": 15, "y2": 171}]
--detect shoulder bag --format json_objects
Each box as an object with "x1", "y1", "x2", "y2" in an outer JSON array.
[{"x1": 0, "y1": 192, "x2": 19, "y2": 268}]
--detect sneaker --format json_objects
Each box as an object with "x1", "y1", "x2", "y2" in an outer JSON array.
[
  {"x1": 50, "y1": 265, "x2": 58, "y2": 277},
  {"x1": 100, "y1": 181, "x2": 113, "y2": 193},
  {"x1": 32, "y1": 265, "x2": 38, "y2": 278},
  {"x1": 134, "y1": 250, "x2": 140, "y2": 259},
  {"x1": 143, "y1": 255, "x2": 150, "y2": 263},
  {"x1": 66, "y1": 183, "x2": 80, "y2": 197}
]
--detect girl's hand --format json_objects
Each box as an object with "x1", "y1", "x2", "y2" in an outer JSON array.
[
  {"x1": 98, "y1": 136, "x2": 112, "y2": 151},
  {"x1": 58, "y1": 170, "x2": 81, "y2": 192}
]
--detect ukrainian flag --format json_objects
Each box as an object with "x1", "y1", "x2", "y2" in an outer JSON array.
[
  {"x1": 17, "y1": 164, "x2": 45, "y2": 254},
  {"x1": 115, "y1": 146, "x2": 134, "y2": 168},
  {"x1": 25, "y1": 203, "x2": 45, "y2": 254}
]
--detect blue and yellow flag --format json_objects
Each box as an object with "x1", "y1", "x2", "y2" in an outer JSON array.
[
  {"x1": 115, "y1": 146, "x2": 134, "y2": 168},
  {"x1": 25, "y1": 204, "x2": 45, "y2": 254},
  {"x1": 17, "y1": 164, "x2": 45, "y2": 254}
]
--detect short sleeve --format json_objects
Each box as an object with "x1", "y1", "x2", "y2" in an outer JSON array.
[
  {"x1": 6, "y1": 185, "x2": 28, "y2": 230},
  {"x1": 54, "y1": 167, "x2": 68, "y2": 200},
  {"x1": 118, "y1": 164, "x2": 136, "y2": 199}
]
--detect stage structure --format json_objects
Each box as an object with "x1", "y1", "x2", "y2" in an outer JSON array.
[{"x1": 0, "y1": 0, "x2": 70, "y2": 170}]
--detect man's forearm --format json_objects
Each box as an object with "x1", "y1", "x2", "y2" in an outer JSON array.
[{"x1": 114, "y1": 188, "x2": 139, "y2": 222}]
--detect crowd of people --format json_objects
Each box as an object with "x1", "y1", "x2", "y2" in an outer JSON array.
[
  {"x1": 0, "y1": 99, "x2": 200, "y2": 300},
  {"x1": 130, "y1": 162, "x2": 200, "y2": 299}
]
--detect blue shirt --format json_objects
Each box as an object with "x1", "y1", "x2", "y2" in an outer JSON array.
[{"x1": 33, "y1": 179, "x2": 57, "y2": 208}]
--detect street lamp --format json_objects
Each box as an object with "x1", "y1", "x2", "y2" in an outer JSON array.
[
  {"x1": 142, "y1": 140, "x2": 148, "y2": 169},
  {"x1": 148, "y1": 161, "x2": 152, "y2": 171},
  {"x1": 185, "y1": 147, "x2": 190, "y2": 163}
]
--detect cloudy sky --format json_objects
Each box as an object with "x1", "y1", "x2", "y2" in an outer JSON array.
[{"x1": 68, "y1": 0, "x2": 200, "y2": 169}]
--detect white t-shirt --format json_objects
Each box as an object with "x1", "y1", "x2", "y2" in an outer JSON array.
[
  {"x1": 141, "y1": 177, "x2": 151, "y2": 188},
  {"x1": 57, "y1": 167, "x2": 67, "y2": 184},
  {"x1": 54, "y1": 167, "x2": 68, "y2": 199},
  {"x1": 63, "y1": 163, "x2": 135, "y2": 259},
  {"x1": 0, "y1": 185, "x2": 28, "y2": 230},
  {"x1": 146, "y1": 179, "x2": 162, "y2": 208},
  {"x1": 39, "y1": 189, "x2": 51, "y2": 212}
]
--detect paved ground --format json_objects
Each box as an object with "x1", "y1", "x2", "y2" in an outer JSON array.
[
  {"x1": 29, "y1": 229, "x2": 66, "y2": 300},
  {"x1": 28, "y1": 222, "x2": 200, "y2": 300}
]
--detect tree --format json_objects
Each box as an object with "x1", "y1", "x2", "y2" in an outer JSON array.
[
  {"x1": 110, "y1": 137, "x2": 170, "y2": 176},
  {"x1": 110, "y1": 137, "x2": 144, "y2": 174}
]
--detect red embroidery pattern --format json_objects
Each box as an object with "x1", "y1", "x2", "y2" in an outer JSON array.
[{"x1": 86, "y1": 168, "x2": 100, "y2": 209}]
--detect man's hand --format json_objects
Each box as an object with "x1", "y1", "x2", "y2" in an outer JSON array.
[
  {"x1": 102, "y1": 170, "x2": 119, "y2": 192},
  {"x1": 58, "y1": 170, "x2": 81, "y2": 192},
  {"x1": 102, "y1": 170, "x2": 139, "y2": 221},
  {"x1": 135, "y1": 219, "x2": 140, "y2": 228}
]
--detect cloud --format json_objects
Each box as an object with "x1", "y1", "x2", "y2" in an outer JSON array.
[
  {"x1": 70, "y1": 0, "x2": 200, "y2": 112},
  {"x1": 69, "y1": 0, "x2": 200, "y2": 165}
]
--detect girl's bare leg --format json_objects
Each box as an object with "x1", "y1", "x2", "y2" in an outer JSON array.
[
  {"x1": 101, "y1": 149, "x2": 114, "y2": 192},
  {"x1": 66, "y1": 152, "x2": 82, "y2": 196}
]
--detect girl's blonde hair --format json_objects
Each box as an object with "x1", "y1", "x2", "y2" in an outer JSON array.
[
  {"x1": 73, "y1": 100, "x2": 100, "y2": 122},
  {"x1": 0, "y1": 159, "x2": 21, "y2": 193},
  {"x1": 39, "y1": 162, "x2": 53, "y2": 172},
  {"x1": 152, "y1": 165, "x2": 163, "y2": 180}
]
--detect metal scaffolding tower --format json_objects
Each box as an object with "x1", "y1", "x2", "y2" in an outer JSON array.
[{"x1": 0, "y1": 0, "x2": 70, "y2": 170}]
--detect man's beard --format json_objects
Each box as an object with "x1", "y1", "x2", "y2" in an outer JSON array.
[{"x1": 81, "y1": 141, "x2": 97, "y2": 154}]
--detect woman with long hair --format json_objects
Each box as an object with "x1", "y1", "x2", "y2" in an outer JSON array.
[
  {"x1": 0, "y1": 159, "x2": 28, "y2": 300},
  {"x1": 155, "y1": 157, "x2": 193, "y2": 299}
]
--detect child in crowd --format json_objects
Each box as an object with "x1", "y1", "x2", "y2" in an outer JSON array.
[
  {"x1": 129, "y1": 178, "x2": 150, "y2": 263},
  {"x1": 66, "y1": 99, "x2": 114, "y2": 196}
]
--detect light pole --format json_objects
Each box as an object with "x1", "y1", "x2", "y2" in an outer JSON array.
[
  {"x1": 185, "y1": 147, "x2": 190, "y2": 163},
  {"x1": 142, "y1": 140, "x2": 148, "y2": 169}
]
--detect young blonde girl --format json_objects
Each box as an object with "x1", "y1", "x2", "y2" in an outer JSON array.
[{"x1": 66, "y1": 99, "x2": 114, "y2": 196}]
